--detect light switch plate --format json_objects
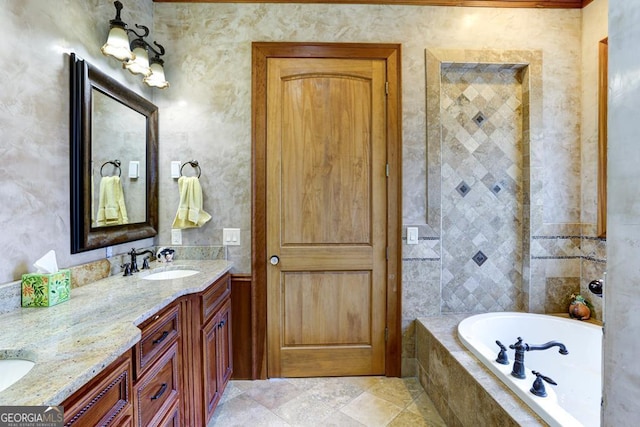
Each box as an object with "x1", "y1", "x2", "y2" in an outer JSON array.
[
  {"x1": 407, "y1": 227, "x2": 419, "y2": 245},
  {"x1": 128, "y1": 161, "x2": 139, "y2": 178},
  {"x1": 171, "y1": 229, "x2": 182, "y2": 245},
  {"x1": 223, "y1": 228, "x2": 240, "y2": 246},
  {"x1": 171, "y1": 161, "x2": 181, "y2": 179}
]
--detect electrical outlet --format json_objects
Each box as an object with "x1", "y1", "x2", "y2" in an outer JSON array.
[
  {"x1": 171, "y1": 229, "x2": 182, "y2": 245},
  {"x1": 105, "y1": 246, "x2": 113, "y2": 258},
  {"x1": 223, "y1": 228, "x2": 240, "y2": 246}
]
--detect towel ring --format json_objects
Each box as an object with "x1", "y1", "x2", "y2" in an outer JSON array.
[
  {"x1": 180, "y1": 160, "x2": 201, "y2": 178},
  {"x1": 100, "y1": 160, "x2": 122, "y2": 177}
]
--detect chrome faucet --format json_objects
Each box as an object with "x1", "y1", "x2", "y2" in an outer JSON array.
[
  {"x1": 129, "y1": 248, "x2": 155, "y2": 273},
  {"x1": 509, "y1": 337, "x2": 568, "y2": 379}
]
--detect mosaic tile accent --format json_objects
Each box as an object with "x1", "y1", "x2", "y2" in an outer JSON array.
[
  {"x1": 440, "y1": 62, "x2": 525, "y2": 313},
  {"x1": 472, "y1": 111, "x2": 487, "y2": 127},
  {"x1": 455, "y1": 181, "x2": 471, "y2": 197},
  {"x1": 472, "y1": 251, "x2": 488, "y2": 266}
]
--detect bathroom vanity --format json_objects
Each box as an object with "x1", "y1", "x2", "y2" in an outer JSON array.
[{"x1": 0, "y1": 260, "x2": 232, "y2": 426}]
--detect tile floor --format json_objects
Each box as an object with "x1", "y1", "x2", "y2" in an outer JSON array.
[{"x1": 208, "y1": 376, "x2": 447, "y2": 426}]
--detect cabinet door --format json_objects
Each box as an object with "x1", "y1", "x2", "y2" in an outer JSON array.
[
  {"x1": 202, "y1": 312, "x2": 222, "y2": 419},
  {"x1": 217, "y1": 299, "x2": 233, "y2": 387},
  {"x1": 202, "y1": 298, "x2": 233, "y2": 422}
]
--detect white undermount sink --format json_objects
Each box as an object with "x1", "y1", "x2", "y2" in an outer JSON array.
[
  {"x1": 0, "y1": 359, "x2": 35, "y2": 392},
  {"x1": 142, "y1": 269, "x2": 200, "y2": 281}
]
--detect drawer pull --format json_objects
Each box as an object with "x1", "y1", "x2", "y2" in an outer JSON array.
[
  {"x1": 150, "y1": 383, "x2": 167, "y2": 401},
  {"x1": 152, "y1": 331, "x2": 169, "y2": 345},
  {"x1": 218, "y1": 320, "x2": 226, "y2": 329}
]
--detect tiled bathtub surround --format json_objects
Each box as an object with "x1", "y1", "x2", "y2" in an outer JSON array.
[{"x1": 415, "y1": 316, "x2": 544, "y2": 426}]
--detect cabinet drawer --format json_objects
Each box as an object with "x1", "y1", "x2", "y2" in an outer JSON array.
[
  {"x1": 156, "y1": 400, "x2": 181, "y2": 427},
  {"x1": 135, "y1": 303, "x2": 180, "y2": 377},
  {"x1": 134, "y1": 342, "x2": 180, "y2": 427},
  {"x1": 201, "y1": 273, "x2": 230, "y2": 323},
  {"x1": 63, "y1": 352, "x2": 133, "y2": 426}
]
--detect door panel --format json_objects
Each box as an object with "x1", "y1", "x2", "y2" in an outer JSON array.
[
  {"x1": 280, "y1": 75, "x2": 372, "y2": 245},
  {"x1": 282, "y1": 271, "x2": 371, "y2": 346},
  {"x1": 266, "y1": 57, "x2": 387, "y2": 377}
]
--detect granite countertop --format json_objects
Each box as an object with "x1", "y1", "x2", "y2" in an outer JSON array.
[{"x1": 0, "y1": 259, "x2": 232, "y2": 406}]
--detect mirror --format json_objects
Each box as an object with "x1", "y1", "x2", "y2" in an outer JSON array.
[
  {"x1": 597, "y1": 38, "x2": 608, "y2": 238},
  {"x1": 70, "y1": 53, "x2": 158, "y2": 253}
]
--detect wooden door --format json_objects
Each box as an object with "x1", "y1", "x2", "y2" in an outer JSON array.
[{"x1": 266, "y1": 57, "x2": 388, "y2": 377}]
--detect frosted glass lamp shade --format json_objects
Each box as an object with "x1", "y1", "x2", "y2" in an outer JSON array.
[
  {"x1": 144, "y1": 60, "x2": 169, "y2": 89},
  {"x1": 101, "y1": 26, "x2": 134, "y2": 62},
  {"x1": 124, "y1": 45, "x2": 151, "y2": 76}
]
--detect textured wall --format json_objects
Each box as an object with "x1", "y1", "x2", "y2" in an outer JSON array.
[
  {"x1": 605, "y1": 0, "x2": 640, "y2": 422},
  {"x1": 0, "y1": 0, "x2": 155, "y2": 284},
  {"x1": 152, "y1": 3, "x2": 582, "y2": 275}
]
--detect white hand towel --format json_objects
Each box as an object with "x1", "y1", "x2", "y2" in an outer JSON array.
[
  {"x1": 172, "y1": 176, "x2": 211, "y2": 229},
  {"x1": 96, "y1": 176, "x2": 129, "y2": 226}
]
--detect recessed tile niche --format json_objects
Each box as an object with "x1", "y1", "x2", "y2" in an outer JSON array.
[{"x1": 426, "y1": 49, "x2": 542, "y2": 313}]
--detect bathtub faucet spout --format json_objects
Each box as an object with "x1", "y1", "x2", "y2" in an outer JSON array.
[
  {"x1": 509, "y1": 337, "x2": 568, "y2": 379},
  {"x1": 527, "y1": 341, "x2": 569, "y2": 355}
]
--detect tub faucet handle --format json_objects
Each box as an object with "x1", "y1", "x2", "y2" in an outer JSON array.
[
  {"x1": 495, "y1": 340, "x2": 509, "y2": 365},
  {"x1": 530, "y1": 371, "x2": 557, "y2": 397}
]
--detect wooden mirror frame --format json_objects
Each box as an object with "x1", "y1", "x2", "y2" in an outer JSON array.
[
  {"x1": 70, "y1": 53, "x2": 159, "y2": 253},
  {"x1": 597, "y1": 38, "x2": 607, "y2": 238}
]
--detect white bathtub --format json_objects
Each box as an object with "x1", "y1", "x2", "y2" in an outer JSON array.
[{"x1": 458, "y1": 312, "x2": 602, "y2": 427}]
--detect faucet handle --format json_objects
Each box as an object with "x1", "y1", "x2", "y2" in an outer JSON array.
[
  {"x1": 121, "y1": 263, "x2": 132, "y2": 276},
  {"x1": 509, "y1": 337, "x2": 525, "y2": 350},
  {"x1": 142, "y1": 257, "x2": 150, "y2": 270},
  {"x1": 495, "y1": 340, "x2": 509, "y2": 365},
  {"x1": 530, "y1": 371, "x2": 557, "y2": 397}
]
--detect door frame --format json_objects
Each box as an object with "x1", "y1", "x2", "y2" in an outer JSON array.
[{"x1": 251, "y1": 42, "x2": 402, "y2": 378}]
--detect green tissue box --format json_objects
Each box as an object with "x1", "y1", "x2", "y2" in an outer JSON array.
[{"x1": 21, "y1": 269, "x2": 71, "y2": 307}]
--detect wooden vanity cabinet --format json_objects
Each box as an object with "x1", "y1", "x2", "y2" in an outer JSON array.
[
  {"x1": 133, "y1": 303, "x2": 182, "y2": 427},
  {"x1": 202, "y1": 297, "x2": 233, "y2": 419},
  {"x1": 62, "y1": 272, "x2": 231, "y2": 427},
  {"x1": 181, "y1": 272, "x2": 233, "y2": 426},
  {"x1": 62, "y1": 351, "x2": 134, "y2": 426}
]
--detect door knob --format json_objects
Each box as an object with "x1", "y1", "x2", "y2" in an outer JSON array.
[{"x1": 269, "y1": 255, "x2": 280, "y2": 265}]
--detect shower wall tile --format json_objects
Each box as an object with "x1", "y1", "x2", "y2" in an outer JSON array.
[
  {"x1": 545, "y1": 277, "x2": 580, "y2": 313},
  {"x1": 582, "y1": 237, "x2": 607, "y2": 261},
  {"x1": 439, "y1": 61, "x2": 525, "y2": 313},
  {"x1": 531, "y1": 236, "x2": 582, "y2": 258},
  {"x1": 581, "y1": 0, "x2": 609, "y2": 229},
  {"x1": 402, "y1": 238, "x2": 440, "y2": 259}
]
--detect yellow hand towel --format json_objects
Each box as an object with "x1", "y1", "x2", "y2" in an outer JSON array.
[
  {"x1": 172, "y1": 176, "x2": 211, "y2": 229},
  {"x1": 96, "y1": 176, "x2": 129, "y2": 226}
]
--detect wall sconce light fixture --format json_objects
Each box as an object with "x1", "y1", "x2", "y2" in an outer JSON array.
[{"x1": 101, "y1": 1, "x2": 169, "y2": 89}]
